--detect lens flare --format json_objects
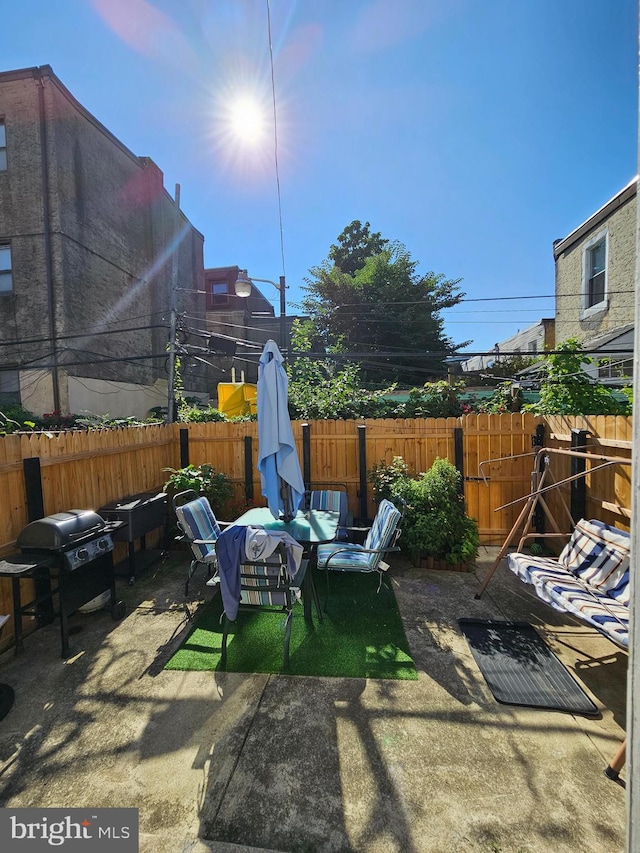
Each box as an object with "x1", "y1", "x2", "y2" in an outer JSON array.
[{"x1": 228, "y1": 97, "x2": 267, "y2": 145}]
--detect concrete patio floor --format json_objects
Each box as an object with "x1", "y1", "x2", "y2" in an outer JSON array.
[{"x1": 0, "y1": 545, "x2": 628, "y2": 853}]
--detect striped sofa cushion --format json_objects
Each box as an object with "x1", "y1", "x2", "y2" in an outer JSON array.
[
  {"x1": 559, "y1": 518, "x2": 630, "y2": 604},
  {"x1": 175, "y1": 497, "x2": 221, "y2": 562},
  {"x1": 507, "y1": 551, "x2": 629, "y2": 648}
]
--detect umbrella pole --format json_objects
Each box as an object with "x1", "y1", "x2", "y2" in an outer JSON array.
[{"x1": 281, "y1": 480, "x2": 294, "y2": 522}]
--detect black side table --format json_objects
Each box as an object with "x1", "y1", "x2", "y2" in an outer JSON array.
[
  {"x1": 98, "y1": 491, "x2": 168, "y2": 584},
  {"x1": 0, "y1": 613, "x2": 15, "y2": 720}
]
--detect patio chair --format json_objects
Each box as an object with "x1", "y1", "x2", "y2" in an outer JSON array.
[
  {"x1": 316, "y1": 498, "x2": 404, "y2": 604},
  {"x1": 306, "y1": 482, "x2": 352, "y2": 542},
  {"x1": 173, "y1": 490, "x2": 224, "y2": 596},
  {"x1": 218, "y1": 531, "x2": 308, "y2": 669}
]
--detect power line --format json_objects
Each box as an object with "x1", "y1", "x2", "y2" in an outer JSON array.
[{"x1": 266, "y1": 0, "x2": 286, "y2": 279}]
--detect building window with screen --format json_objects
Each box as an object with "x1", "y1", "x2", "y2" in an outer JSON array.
[
  {"x1": 0, "y1": 245, "x2": 12, "y2": 292},
  {"x1": 582, "y1": 231, "x2": 607, "y2": 314},
  {"x1": 0, "y1": 369, "x2": 19, "y2": 406},
  {"x1": 210, "y1": 280, "x2": 228, "y2": 305},
  {"x1": 0, "y1": 121, "x2": 6, "y2": 171}
]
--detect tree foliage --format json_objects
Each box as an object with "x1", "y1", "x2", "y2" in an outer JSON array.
[
  {"x1": 300, "y1": 220, "x2": 466, "y2": 386},
  {"x1": 523, "y1": 338, "x2": 631, "y2": 415},
  {"x1": 287, "y1": 319, "x2": 396, "y2": 419},
  {"x1": 329, "y1": 220, "x2": 389, "y2": 275}
]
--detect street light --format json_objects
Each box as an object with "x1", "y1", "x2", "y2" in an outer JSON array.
[{"x1": 234, "y1": 269, "x2": 287, "y2": 354}]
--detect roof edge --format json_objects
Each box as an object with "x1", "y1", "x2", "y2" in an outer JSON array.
[{"x1": 553, "y1": 177, "x2": 638, "y2": 259}]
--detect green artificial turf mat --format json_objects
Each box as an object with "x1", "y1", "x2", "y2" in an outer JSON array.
[{"x1": 165, "y1": 570, "x2": 417, "y2": 680}]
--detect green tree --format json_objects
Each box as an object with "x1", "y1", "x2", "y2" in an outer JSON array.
[
  {"x1": 523, "y1": 338, "x2": 630, "y2": 415},
  {"x1": 301, "y1": 223, "x2": 467, "y2": 386},
  {"x1": 287, "y1": 319, "x2": 395, "y2": 419},
  {"x1": 329, "y1": 220, "x2": 389, "y2": 275}
]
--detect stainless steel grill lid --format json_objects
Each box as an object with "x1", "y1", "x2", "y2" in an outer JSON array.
[{"x1": 17, "y1": 510, "x2": 107, "y2": 550}]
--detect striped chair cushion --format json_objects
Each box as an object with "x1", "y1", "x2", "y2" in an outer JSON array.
[
  {"x1": 310, "y1": 489, "x2": 346, "y2": 516},
  {"x1": 364, "y1": 499, "x2": 401, "y2": 552},
  {"x1": 316, "y1": 542, "x2": 378, "y2": 572},
  {"x1": 309, "y1": 489, "x2": 350, "y2": 541},
  {"x1": 239, "y1": 559, "x2": 307, "y2": 607},
  {"x1": 317, "y1": 499, "x2": 401, "y2": 572},
  {"x1": 507, "y1": 552, "x2": 629, "y2": 648},
  {"x1": 559, "y1": 518, "x2": 630, "y2": 604},
  {"x1": 175, "y1": 497, "x2": 221, "y2": 562}
]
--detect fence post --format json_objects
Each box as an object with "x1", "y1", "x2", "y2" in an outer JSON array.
[
  {"x1": 244, "y1": 436, "x2": 254, "y2": 504},
  {"x1": 301, "y1": 423, "x2": 311, "y2": 487},
  {"x1": 357, "y1": 424, "x2": 368, "y2": 522},
  {"x1": 23, "y1": 457, "x2": 45, "y2": 522},
  {"x1": 22, "y1": 457, "x2": 54, "y2": 626},
  {"x1": 571, "y1": 428, "x2": 589, "y2": 522},
  {"x1": 179, "y1": 428, "x2": 189, "y2": 467},
  {"x1": 454, "y1": 427, "x2": 464, "y2": 494},
  {"x1": 533, "y1": 423, "x2": 546, "y2": 534}
]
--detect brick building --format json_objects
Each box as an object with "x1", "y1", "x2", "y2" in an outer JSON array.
[
  {"x1": 204, "y1": 265, "x2": 301, "y2": 384},
  {"x1": 0, "y1": 65, "x2": 207, "y2": 418},
  {"x1": 553, "y1": 178, "x2": 636, "y2": 382}
]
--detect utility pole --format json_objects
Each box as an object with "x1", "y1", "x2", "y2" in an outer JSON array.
[{"x1": 166, "y1": 183, "x2": 180, "y2": 423}]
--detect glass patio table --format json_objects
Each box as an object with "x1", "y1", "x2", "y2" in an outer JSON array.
[{"x1": 232, "y1": 507, "x2": 340, "y2": 622}]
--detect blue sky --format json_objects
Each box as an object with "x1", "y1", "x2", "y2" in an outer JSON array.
[{"x1": 3, "y1": 0, "x2": 638, "y2": 355}]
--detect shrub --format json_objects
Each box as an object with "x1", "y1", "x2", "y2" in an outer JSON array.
[
  {"x1": 369, "y1": 456, "x2": 479, "y2": 565},
  {"x1": 178, "y1": 404, "x2": 227, "y2": 423},
  {"x1": 367, "y1": 456, "x2": 410, "y2": 503},
  {"x1": 395, "y1": 381, "x2": 467, "y2": 418},
  {"x1": 0, "y1": 405, "x2": 37, "y2": 433},
  {"x1": 163, "y1": 463, "x2": 236, "y2": 515}
]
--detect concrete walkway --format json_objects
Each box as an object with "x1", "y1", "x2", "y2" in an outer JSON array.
[{"x1": 0, "y1": 547, "x2": 627, "y2": 852}]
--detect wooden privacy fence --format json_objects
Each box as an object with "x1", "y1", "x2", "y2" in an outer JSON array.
[
  {"x1": 175, "y1": 412, "x2": 632, "y2": 540},
  {"x1": 0, "y1": 413, "x2": 632, "y2": 650}
]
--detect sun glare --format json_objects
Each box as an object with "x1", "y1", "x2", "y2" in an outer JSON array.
[{"x1": 228, "y1": 97, "x2": 266, "y2": 145}]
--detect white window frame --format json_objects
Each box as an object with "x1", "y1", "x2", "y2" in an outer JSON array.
[
  {"x1": 0, "y1": 244, "x2": 12, "y2": 293},
  {"x1": 581, "y1": 228, "x2": 608, "y2": 319},
  {"x1": 0, "y1": 119, "x2": 6, "y2": 171}
]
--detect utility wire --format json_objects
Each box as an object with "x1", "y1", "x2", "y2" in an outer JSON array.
[{"x1": 266, "y1": 0, "x2": 286, "y2": 279}]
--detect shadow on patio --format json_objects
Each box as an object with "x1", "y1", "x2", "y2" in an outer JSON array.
[{"x1": 0, "y1": 546, "x2": 628, "y2": 853}]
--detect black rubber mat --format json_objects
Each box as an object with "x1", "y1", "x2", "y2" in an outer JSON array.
[{"x1": 458, "y1": 619, "x2": 598, "y2": 715}]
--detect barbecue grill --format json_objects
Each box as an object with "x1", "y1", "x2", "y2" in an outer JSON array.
[{"x1": 14, "y1": 509, "x2": 126, "y2": 657}]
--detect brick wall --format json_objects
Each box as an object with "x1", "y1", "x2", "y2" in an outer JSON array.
[
  {"x1": 554, "y1": 189, "x2": 636, "y2": 345},
  {"x1": 0, "y1": 66, "x2": 208, "y2": 415}
]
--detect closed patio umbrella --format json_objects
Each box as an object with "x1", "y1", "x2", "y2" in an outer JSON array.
[{"x1": 257, "y1": 340, "x2": 305, "y2": 521}]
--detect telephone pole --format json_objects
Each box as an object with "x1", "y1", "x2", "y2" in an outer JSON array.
[{"x1": 166, "y1": 183, "x2": 180, "y2": 423}]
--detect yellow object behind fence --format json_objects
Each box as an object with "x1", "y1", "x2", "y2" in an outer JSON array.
[{"x1": 217, "y1": 382, "x2": 257, "y2": 417}]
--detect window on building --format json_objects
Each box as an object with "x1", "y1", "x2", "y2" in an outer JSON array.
[
  {"x1": 583, "y1": 232, "x2": 607, "y2": 312},
  {"x1": 528, "y1": 341, "x2": 537, "y2": 353},
  {"x1": 210, "y1": 280, "x2": 228, "y2": 305},
  {"x1": 0, "y1": 121, "x2": 6, "y2": 171},
  {"x1": 0, "y1": 369, "x2": 19, "y2": 406},
  {"x1": 0, "y1": 245, "x2": 12, "y2": 292},
  {"x1": 597, "y1": 357, "x2": 633, "y2": 380}
]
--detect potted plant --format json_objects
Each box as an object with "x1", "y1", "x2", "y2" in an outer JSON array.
[
  {"x1": 368, "y1": 456, "x2": 479, "y2": 570},
  {"x1": 163, "y1": 463, "x2": 237, "y2": 518}
]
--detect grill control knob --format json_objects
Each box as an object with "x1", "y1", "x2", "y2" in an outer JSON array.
[
  {"x1": 77, "y1": 548, "x2": 89, "y2": 562},
  {"x1": 98, "y1": 538, "x2": 108, "y2": 551}
]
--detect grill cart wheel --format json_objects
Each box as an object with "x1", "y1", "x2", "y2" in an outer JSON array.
[{"x1": 111, "y1": 600, "x2": 126, "y2": 621}]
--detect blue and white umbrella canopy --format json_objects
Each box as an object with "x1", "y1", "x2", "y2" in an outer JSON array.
[{"x1": 257, "y1": 340, "x2": 305, "y2": 521}]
